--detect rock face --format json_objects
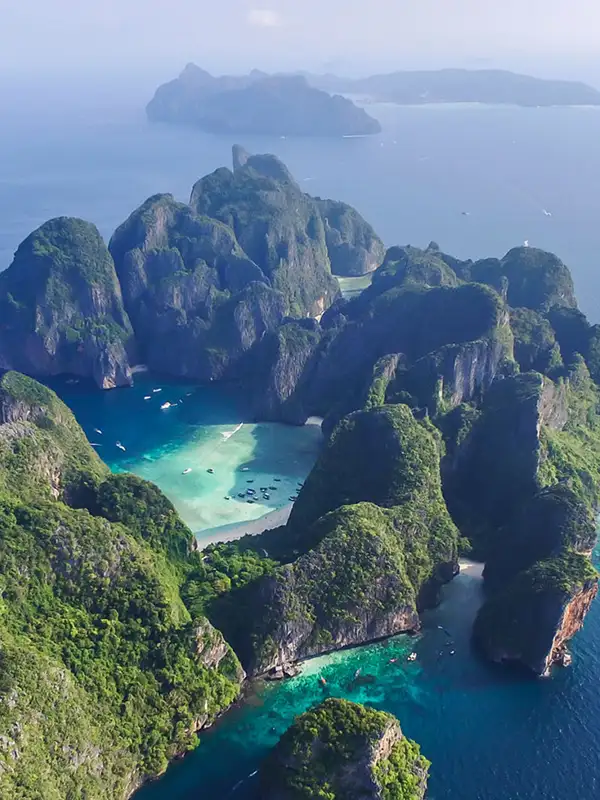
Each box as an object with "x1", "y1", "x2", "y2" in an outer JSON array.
[
  {"x1": 474, "y1": 555, "x2": 598, "y2": 675},
  {"x1": 444, "y1": 372, "x2": 568, "y2": 554},
  {"x1": 147, "y1": 65, "x2": 381, "y2": 137},
  {"x1": 0, "y1": 217, "x2": 134, "y2": 389},
  {"x1": 212, "y1": 406, "x2": 458, "y2": 676},
  {"x1": 317, "y1": 199, "x2": 386, "y2": 276},
  {"x1": 260, "y1": 698, "x2": 429, "y2": 800},
  {"x1": 189, "y1": 153, "x2": 340, "y2": 319},
  {"x1": 250, "y1": 269, "x2": 510, "y2": 424},
  {"x1": 109, "y1": 193, "x2": 287, "y2": 380}
]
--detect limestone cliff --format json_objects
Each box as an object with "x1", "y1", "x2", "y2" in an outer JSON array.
[
  {"x1": 316, "y1": 199, "x2": 385, "y2": 276},
  {"x1": 444, "y1": 372, "x2": 568, "y2": 554},
  {"x1": 0, "y1": 217, "x2": 134, "y2": 388},
  {"x1": 249, "y1": 319, "x2": 324, "y2": 423},
  {"x1": 109, "y1": 193, "x2": 286, "y2": 380},
  {"x1": 260, "y1": 699, "x2": 429, "y2": 800},
  {"x1": 474, "y1": 555, "x2": 597, "y2": 675},
  {"x1": 190, "y1": 151, "x2": 340, "y2": 319}
]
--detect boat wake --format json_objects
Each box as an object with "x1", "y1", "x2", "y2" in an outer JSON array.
[{"x1": 221, "y1": 422, "x2": 243, "y2": 441}]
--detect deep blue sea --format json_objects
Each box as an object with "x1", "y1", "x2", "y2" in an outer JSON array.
[{"x1": 2, "y1": 90, "x2": 600, "y2": 798}]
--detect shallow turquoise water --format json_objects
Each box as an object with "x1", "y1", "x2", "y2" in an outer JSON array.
[
  {"x1": 136, "y1": 556, "x2": 600, "y2": 800},
  {"x1": 51, "y1": 376, "x2": 322, "y2": 539}
]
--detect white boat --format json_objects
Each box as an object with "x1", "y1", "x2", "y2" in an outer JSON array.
[
  {"x1": 161, "y1": 402, "x2": 172, "y2": 410},
  {"x1": 144, "y1": 395, "x2": 151, "y2": 400},
  {"x1": 116, "y1": 442, "x2": 126, "y2": 451},
  {"x1": 543, "y1": 209, "x2": 552, "y2": 217},
  {"x1": 94, "y1": 428, "x2": 103, "y2": 435},
  {"x1": 152, "y1": 388, "x2": 162, "y2": 393},
  {"x1": 182, "y1": 468, "x2": 192, "y2": 475},
  {"x1": 408, "y1": 652, "x2": 417, "y2": 662}
]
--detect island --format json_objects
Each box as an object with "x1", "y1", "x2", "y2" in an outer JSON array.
[
  {"x1": 1, "y1": 149, "x2": 600, "y2": 797},
  {"x1": 307, "y1": 68, "x2": 600, "y2": 107},
  {"x1": 146, "y1": 64, "x2": 381, "y2": 136},
  {"x1": 260, "y1": 698, "x2": 429, "y2": 800}
]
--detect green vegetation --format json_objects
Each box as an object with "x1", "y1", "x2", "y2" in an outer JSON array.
[
  {"x1": 510, "y1": 307, "x2": 563, "y2": 373},
  {"x1": 261, "y1": 698, "x2": 429, "y2": 800},
  {"x1": 290, "y1": 404, "x2": 454, "y2": 531},
  {"x1": 0, "y1": 218, "x2": 133, "y2": 388},
  {"x1": 0, "y1": 375, "x2": 243, "y2": 797},
  {"x1": 189, "y1": 155, "x2": 340, "y2": 318},
  {"x1": 212, "y1": 406, "x2": 457, "y2": 675}
]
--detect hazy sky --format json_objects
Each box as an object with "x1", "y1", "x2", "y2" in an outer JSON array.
[{"x1": 1, "y1": 0, "x2": 599, "y2": 81}]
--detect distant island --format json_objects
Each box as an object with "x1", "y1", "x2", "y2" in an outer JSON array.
[
  {"x1": 307, "y1": 68, "x2": 600, "y2": 107},
  {"x1": 146, "y1": 64, "x2": 381, "y2": 136}
]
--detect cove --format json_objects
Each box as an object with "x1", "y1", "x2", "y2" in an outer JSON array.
[
  {"x1": 50, "y1": 374, "x2": 322, "y2": 541},
  {"x1": 135, "y1": 552, "x2": 600, "y2": 800}
]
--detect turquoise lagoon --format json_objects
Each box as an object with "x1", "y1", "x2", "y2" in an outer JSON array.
[{"x1": 51, "y1": 375, "x2": 322, "y2": 541}]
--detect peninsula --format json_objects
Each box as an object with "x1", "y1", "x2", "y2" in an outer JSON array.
[
  {"x1": 307, "y1": 68, "x2": 600, "y2": 107},
  {"x1": 147, "y1": 64, "x2": 381, "y2": 136}
]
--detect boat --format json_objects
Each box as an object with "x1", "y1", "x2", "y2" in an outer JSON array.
[
  {"x1": 543, "y1": 209, "x2": 552, "y2": 217},
  {"x1": 241, "y1": 467, "x2": 250, "y2": 472},
  {"x1": 161, "y1": 402, "x2": 172, "y2": 410},
  {"x1": 319, "y1": 676, "x2": 327, "y2": 686},
  {"x1": 263, "y1": 494, "x2": 270, "y2": 500},
  {"x1": 247, "y1": 479, "x2": 254, "y2": 484},
  {"x1": 90, "y1": 443, "x2": 101, "y2": 447},
  {"x1": 152, "y1": 388, "x2": 162, "y2": 393},
  {"x1": 144, "y1": 396, "x2": 151, "y2": 400},
  {"x1": 269, "y1": 486, "x2": 277, "y2": 491},
  {"x1": 407, "y1": 652, "x2": 417, "y2": 662},
  {"x1": 450, "y1": 650, "x2": 456, "y2": 656},
  {"x1": 94, "y1": 428, "x2": 103, "y2": 435},
  {"x1": 207, "y1": 468, "x2": 214, "y2": 474},
  {"x1": 524, "y1": 239, "x2": 530, "y2": 247},
  {"x1": 289, "y1": 495, "x2": 298, "y2": 502},
  {"x1": 238, "y1": 493, "x2": 246, "y2": 498},
  {"x1": 182, "y1": 468, "x2": 192, "y2": 475},
  {"x1": 247, "y1": 499, "x2": 255, "y2": 504},
  {"x1": 247, "y1": 489, "x2": 256, "y2": 495},
  {"x1": 274, "y1": 478, "x2": 281, "y2": 482},
  {"x1": 224, "y1": 496, "x2": 231, "y2": 501},
  {"x1": 116, "y1": 442, "x2": 126, "y2": 451},
  {"x1": 354, "y1": 668, "x2": 361, "y2": 678}
]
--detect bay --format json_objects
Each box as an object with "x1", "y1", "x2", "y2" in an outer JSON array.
[{"x1": 2, "y1": 90, "x2": 600, "y2": 799}]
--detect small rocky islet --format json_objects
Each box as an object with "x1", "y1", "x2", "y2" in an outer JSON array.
[{"x1": 0, "y1": 145, "x2": 599, "y2": 797}]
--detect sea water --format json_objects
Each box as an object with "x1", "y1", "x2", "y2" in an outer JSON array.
[
  {"x1": 51, "y1": 376, "x2": 322, "y2": 540},
  {"x1": 3, "y1": 91, "x2": 600, "y2": 798},
  {"x1": 136, "y1": 552, "x2": 600, "y2": 800}
]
